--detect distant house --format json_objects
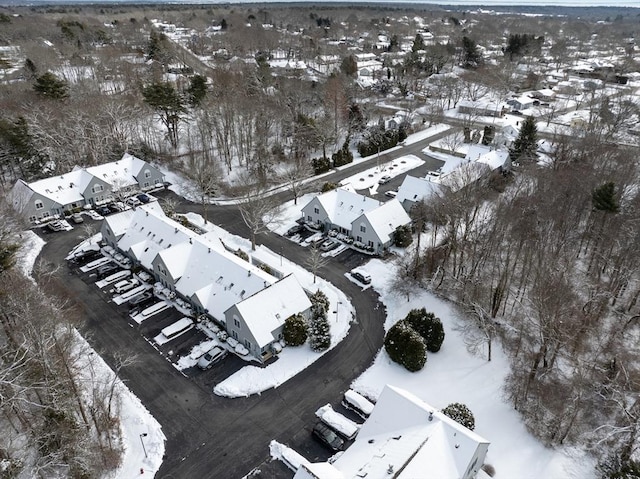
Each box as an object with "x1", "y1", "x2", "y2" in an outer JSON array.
[
  {"x1": 295, "y1": 384, "x2": 490, "y2": 479},
  {"x1": 464, "y1": 145, "x2": 510, "y2": 172},
  {"x1": 101, "y1": 205, "x2": 311, "y2": 361},
  {"x1": 458, "y1": 99, "x2": 506, "y2": 118},
  {"x1": 10, "y1": 153, "x2": 164, "y2": 224},
  {"x1": 301, "y1": 188, "x2": 411, "y2": 253}
]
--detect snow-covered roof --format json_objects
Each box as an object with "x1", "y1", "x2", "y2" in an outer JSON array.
[
  {"x1": 396, "y1": 175, "x2": 444, "y2": 205},
  {"x1": 117, "y1": 205, "x2": 193, "y2": 270},
  {"x1": 307, "y1": 188, "x2": 381, "y2": 231},
  {"x1": 233, "y1": 275, "x2": 311, "y2": 348},
  {"x1": 465, "y1": 145, "x2": 509, "y2": 171},
  {"x1": 83, "y1": 152, "x2": 149, "y2": 189},
  {"x1": 27, "y1": 169, "x2": 93, "y2": 206},
  {"x1": 327, "y1": 385, "x2": 489, "y2": 479},
  {"x1": 175, "y1": 239, "x2": 274, "y2": 322},
  {"x1": 103, "y1": 209, "x2": 136, "y2": 239},
  {"x1": 358, "y1": 199, "x2": 411, "y2": 245},
  {"x1": 294, "y1": 463, "x2": 344, "y2": 479},
  {"x1": 10, "y1": 180, "x2": 35, "y2": 211},
  {"x1": 438, "y1": 161, "x2": 491, "y2": 193}
]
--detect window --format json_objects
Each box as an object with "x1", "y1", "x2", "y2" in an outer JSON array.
[
  {"x1": 92, "y1": 184, "x2": 103, "y2": 193},
  {"x1": 314, "y1": 207, "x2": 319, "y2": 214},
  {"x1": 356, "y1": 235, "x2": 362, "y2": 242},
  {"x1": 42, "y1": 211, "x2": 50, "y2": 218},
  {"x1": 29, "y1": 215, "x2": 36, "y2": 223},
  {"x1": 143, "y1": 182, "x2": 150, "y2": 188},
  {"x1": 232, "y1": 330, "x2": 238, "y2": 339},
  {"x1": 307, "y1": 215, "x2": 312, "y2": 221},
  {"x1": 368, "y1": 240, "x2": 374, "y2": 247},
  {"x1": 233, "y1": 318, "x2": 241, "y2": 328},
  {"x1": 35, "y1": 200, "x2": 44, "y2": 210},
  {"x1": 360, "y1": 225, "x2": 366, "y2": 233},
  {"x1": 144, "y1": 170, "x2": 151, "y2": 179}
]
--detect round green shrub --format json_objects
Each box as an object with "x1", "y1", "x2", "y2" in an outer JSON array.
[
  {"x1": 283, "y1": 314, "x2": 307, "y2": 346},
  {"x1": 384, "y1": 320, "x2": 427, "y2": 372},
  {"x1": 442, "y1": 402, "x2": 475, "y2": 430},
  {"x1": 404, "y1": 308, "x2": 445, "y2": 352}
]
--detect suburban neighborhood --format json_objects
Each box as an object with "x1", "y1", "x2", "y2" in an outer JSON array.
[{"x1": 0, "y1": 2, "x2": 639, "y2": 479}]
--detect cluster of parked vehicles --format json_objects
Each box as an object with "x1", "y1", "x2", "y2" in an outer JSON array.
[{"x1": 311, "y1": 389, "x2": 375, "y2": 452}]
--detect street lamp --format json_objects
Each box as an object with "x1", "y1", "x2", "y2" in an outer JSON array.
[
  {"x1": 140, "y1": 433, "x2": 148, "y2": 459},
  {"x1": 333, "y1": 301, "x2": 343, "y2": 323}
]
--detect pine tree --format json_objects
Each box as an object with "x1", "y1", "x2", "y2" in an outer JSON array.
[
  {"x1": 187, "y1": 74, "x2": 208, "y2": 107},
  {"x1": 33, "y1": 72, "x2": 69, "y2": 100},
  {"x1": 510, "y1": 116, "x2": 538, "y2": 163},
  {"x1": 142, "y1": 81, "x2": 185, "y2": 149},
  {"x1": 308, "y1": 299, "x2": 331, "y2": 352},
  {"x1": 412, "y1": 33, "x2": 425, "y2": 53},
  {"x1": 592, "y1": 182, "x2": 619, "y2": 213}
]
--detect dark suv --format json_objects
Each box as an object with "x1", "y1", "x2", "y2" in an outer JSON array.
[{"x1": 312, "y1": 422, "x2": 345, "y2": 452}]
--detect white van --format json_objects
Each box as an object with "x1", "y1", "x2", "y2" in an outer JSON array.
[{"x1": 154, "y1": 317, "x2": 194, "y2": 345}]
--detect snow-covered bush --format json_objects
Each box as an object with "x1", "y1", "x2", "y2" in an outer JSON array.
[
  {"x1": 404, "y1": 308, "x2": 445, "y2": 352},
  {"x1": 442, "y1": 402, "x2": 475, "y2": 431},
  {"x1": 283, "y1": 314, "x2": 307, "y2": 346},
  {"x1": 384, "y1": 320, "x2": 427, "y2": 372}
]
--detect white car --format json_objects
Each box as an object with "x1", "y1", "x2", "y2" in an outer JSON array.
[
  {"x1": 113, "y1": 278, "x2": 140, "y2": 294},
  {"x1": 378, "y1": 175, "x2": 392, "y2": 185},
  {"x1": 384, "y1": 190, "x2": 397, "y2": 198},
  {"x1": 197, "y1": 346, "x2": 227, "y2": 370}
]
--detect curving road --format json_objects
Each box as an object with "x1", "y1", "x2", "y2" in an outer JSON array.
[{"x1": 35, "y1": 132, "x2": 449, "y2": 478}]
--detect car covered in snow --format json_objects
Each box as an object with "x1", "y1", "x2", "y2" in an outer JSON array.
[{"x1": 197, "y1": 346, "x2": 227, "y2": 370}]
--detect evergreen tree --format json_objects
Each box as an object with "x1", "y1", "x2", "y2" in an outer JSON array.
[
  {"x1": 309, "y1": 308, "x2": 331, "y2": 351},
  {"x1": 309, "y1": 289, "x2": 330, "y2": 312},
  {"x1": 146, "y1": 29, "x2": 172, "y2": 64},
  {"x1": 403, "y1": 308, "x2": 445, "y2": 352},
  {"x1": 592, "y1": 182, "x2": 620, "y2": 213},
  {"x1": 412, "y1": 33, "x2": 426, "y2": 53},
  {"x1": 510, "y1": 116, "x2": 538, "y2": 163},
  {"x1": 33, "y1": 72, "x2": 69, "y2": 100},
  {"x1": 341, "y1": 55, "x2": 358, "y2": 77},
  {"x1": 283, "y1": 314, "x2": 308, "y2": 346},
  {"x1": 392, "y1": 224, "x2": 413, "y2": 248},
  {"x1": 187, "y1": 74, "x2": 208, "y2": 107},
  {"x1": 442, "y1": 403, "x2": 475, "y2": 430},
  {"x1": 142, "y1": 81, "x2": 185, "y2": 149},
  {"x1": 0, "y1": 117, "x2": 48, "y2": 180},
  {"x1": 461, "y1": 36, "x2": 481, "y2": 68},
  {"x1": 384, "y1": 320, "x2": 427, "y2": 372}
]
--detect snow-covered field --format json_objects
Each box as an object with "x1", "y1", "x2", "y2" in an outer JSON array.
[
  {"x1": 17, "y1": 231, "x2": 166, "y2": 479},
  {"x1": 339, "y1": 154, "x2": 424, "y2": 194},
  {"x1": 349, "y1": 258, "x2": 596, "y2": 479}
]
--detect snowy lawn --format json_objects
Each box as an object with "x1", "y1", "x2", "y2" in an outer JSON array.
[
  {"x1": 350, "y1": 258, "x2": 596, "y2": 479},
  {"x1": 182, "y1": 213, "x2": 355, "y2": 398},
  {"x1": 17, "y1": 231, "x2": 166, "y2": 479}
]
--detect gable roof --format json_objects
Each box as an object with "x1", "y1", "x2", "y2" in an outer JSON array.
[
  {"x1": 83, "y1": 152, "x2": 151, "y2": 188},
  {"x1": 26, "y1": 169, "x2": 94, "y2": 206},
  {"x1": 396, "y1": 175, "x2": 444, "y2": 205},
  {"x1": 305, "y1": 188, "x2": 381, "y2": 231},
  {"x1": 465, "y1": 145, "x2": 509, "y2": 171},
  {"x1": 232, "y1": 274, "x2": 312, "y2": 348},
  {"x1": 329, "y1": 385, "x2": 489, "y2": 479},
  {"x1": 358, "y1": 200, "x2": 411, "y2": 245}
]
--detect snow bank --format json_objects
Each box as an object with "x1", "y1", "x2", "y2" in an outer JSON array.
[{"x1": 269, "y1": 440, "x2": 310, "y2": 472}]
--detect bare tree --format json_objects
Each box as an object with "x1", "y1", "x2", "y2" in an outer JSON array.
[
  {"x1": 235, "y1": 173, "x2": 282, "y2": 250},
  {"x1": 305, "y1": 243, "x2": 328, "y2": 284}
]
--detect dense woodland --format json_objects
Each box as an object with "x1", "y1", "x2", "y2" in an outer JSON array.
[{"x1": 0, "y1": 3, "x2": 639, "y2": 477}]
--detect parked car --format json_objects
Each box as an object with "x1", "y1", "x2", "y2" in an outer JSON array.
[
  {"x1": 136, "y1": 193, "x2": 151, "y2": 204},
  {"x1": 312, "y1": 422, "x2": 345, "y2": 452},
  {"x1": 384, "y1": 190, "x2": 397, "y2": 198},
  {"x1": 351, "y1": 270, "x2": 371, "y2": 285},
  {"x1": 96, "y1": 206, "x2": 111, "y2": 216},
  {"x1": 47, "y1": 220, "x2": 66, "y2": 232},
  {"x1": 125, "y1": 197, "x2": 141, "y2": 207},
  {"x1": 320, "y1": 239, "x2": 338, "y2": 252},
  {"x1": 96, "y1": 263, "x2": 119, "y2": 279},
  {"x1": 107, "y1": 203, "x2": 123, "y2": 213},
  {"x1": 378, "y1": 175, "x2": 392, "y2": 185},
  {"x1": 128, "y1": 290, "x2": 154, "y2": 307},
  {"x1": 286, "y1": 224, "x2": 305, "y2": 237},
  {"x1": 197, "y1": 346, "x2": 227, "y2": 370},
  {"x1": 113, "y1": 278, "x2": 139, "y2": 294},
  {"x1": 71, "y1": 213, "x2": 84, "y2": 224}
]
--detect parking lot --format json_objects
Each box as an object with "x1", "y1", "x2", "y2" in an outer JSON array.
[{"x1": 69, "y1": 248, "x2": 250, "y2": 383}]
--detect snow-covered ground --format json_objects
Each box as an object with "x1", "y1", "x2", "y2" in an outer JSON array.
[
  {"x1": 181, "y1": 213, "x2": 355, "y2": 398},
  {"x1": 339, "y1": 154, "x2": 424, "y2": 194},
  {"x1": 348, "y1": 258, "x2": 596, "y2": 479},
  {"x1": 16, "y1": 231, "x2": 166, "y2": 479}
]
